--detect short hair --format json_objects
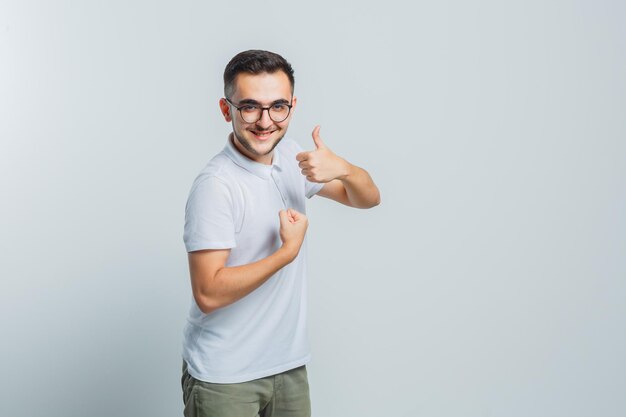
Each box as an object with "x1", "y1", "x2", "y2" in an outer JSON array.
[{"x1": 223, "y1": 50, "x2": 295, "y2": 98}]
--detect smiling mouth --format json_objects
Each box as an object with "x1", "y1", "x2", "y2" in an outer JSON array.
[{"x1": 250, "y1": 129, "x2": 276, "y2": 140}]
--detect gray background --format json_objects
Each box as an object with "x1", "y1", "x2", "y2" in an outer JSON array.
[{"x1": 1, "y1": 1, "x2": 625, "y2": 416}]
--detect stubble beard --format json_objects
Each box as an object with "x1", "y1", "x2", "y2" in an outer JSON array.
[{"x1": 233, "y1": 126, "x2": 286, "y2": 157}]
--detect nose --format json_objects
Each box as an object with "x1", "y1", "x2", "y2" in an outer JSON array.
[{"x1": 256, "y1": 108, "x2": 273, "y2": 128}]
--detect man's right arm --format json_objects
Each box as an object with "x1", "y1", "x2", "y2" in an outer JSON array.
[{"x1": 188, "y1": 209, "x2": 308, "y2": 314}]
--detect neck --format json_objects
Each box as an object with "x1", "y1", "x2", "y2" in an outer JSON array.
[{"x1": 230, "y1": 133, "x2": 273, "y2": 165}]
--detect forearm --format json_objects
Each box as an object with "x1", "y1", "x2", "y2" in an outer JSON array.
[
  {"x1": 340, "y1": 163, "x2": 381, "y2": 209},
  {"x1": 195, "y1": 244, "x2": 298, "y2": 314}
]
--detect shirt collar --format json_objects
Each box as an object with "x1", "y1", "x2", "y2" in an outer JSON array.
[{"x1": 223, "y1": 133, "x2": 282, "y2": 179}]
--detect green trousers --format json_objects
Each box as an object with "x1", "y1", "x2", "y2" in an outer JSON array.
[{"x1": 181, "y1": 361, "x2": 312, "y2": 417}]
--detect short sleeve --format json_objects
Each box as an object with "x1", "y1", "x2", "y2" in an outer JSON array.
[
  {"x1": 305, "y1": 180, "x2": 324, "y2": 199},
  {"x1": 183, "y1": 176, "x2": 237, "y2": 252}
]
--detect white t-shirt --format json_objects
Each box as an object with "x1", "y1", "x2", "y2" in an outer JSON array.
[{"x1": 182, "y1": 135, "x2": 323, "y2": 383}]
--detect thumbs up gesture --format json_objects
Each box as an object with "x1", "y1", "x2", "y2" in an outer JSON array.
[{"x1": 295, "y1": 126, "x2": 349, "y2": 183}]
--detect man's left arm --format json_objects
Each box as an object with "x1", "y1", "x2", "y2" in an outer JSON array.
[{"x1": 296, "y1": 126, "x2": 381, "y2": 209}]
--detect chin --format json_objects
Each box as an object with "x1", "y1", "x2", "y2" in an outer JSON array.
[{"x1": 235, "y1": 130, "x2": 286, "y2": 158}]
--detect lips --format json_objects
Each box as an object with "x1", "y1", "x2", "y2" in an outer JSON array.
[{"x1": 250, "y1": 129, "x2": 276, "y2": 141}]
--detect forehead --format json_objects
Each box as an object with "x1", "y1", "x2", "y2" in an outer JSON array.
[{"x1": 232, "y1": 71, "x2": 292, "y2": 102}]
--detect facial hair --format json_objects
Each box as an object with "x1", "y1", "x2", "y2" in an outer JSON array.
[{"x1": 233, "y1": 125, "x2": 286, "y2": 157}]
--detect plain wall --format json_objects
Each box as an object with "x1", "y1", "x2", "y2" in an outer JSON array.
[{"x1": 1, "y1": 1, "x2": 624, "y2": 416}]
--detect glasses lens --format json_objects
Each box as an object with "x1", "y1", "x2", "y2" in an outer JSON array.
[
  {"x1": 269, "y1": 104, "x2": 290, "y2": 122},
  {"x1": 240, "y1": 106, "x2": 262, "y2": 123}
]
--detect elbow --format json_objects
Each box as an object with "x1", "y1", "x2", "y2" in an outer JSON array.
[
  {"x1": 360, "y1": 192, "x2": 381, "y2": 209},
  {"x1": 193, "y1": 292, "x2": 221, "y2": 315},
  {"x1": 371, "y1": 193, "x2": 381, "y2": 208},
  {"x1": 190, "y1": 265, "x2": 229, "y2": 315}
]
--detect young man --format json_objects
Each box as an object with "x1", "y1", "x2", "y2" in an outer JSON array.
[{"x1": 181, "y1": 50, "x2": 380, "y2": 417}]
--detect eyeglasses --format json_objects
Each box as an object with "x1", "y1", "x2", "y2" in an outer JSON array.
[{"x1": 225, "y1": 98, "x2": 293, "y2": 123}]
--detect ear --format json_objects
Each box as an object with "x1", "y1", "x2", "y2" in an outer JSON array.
[
  {"x1": 285, "y1": 95, "x2": 297, "y2": 121},
  {"x1": 291, "y1": 96, "x2": 297, "y2": 112},
  {"x1": 219, "y1": 98, "x2": 232, "y2": 122}
]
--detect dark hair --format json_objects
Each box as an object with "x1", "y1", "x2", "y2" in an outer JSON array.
[{"x1": 223, "y1": 50, "x2": 295, "y2": 98}]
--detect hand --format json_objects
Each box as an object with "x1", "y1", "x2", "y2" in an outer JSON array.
[
  {"x1": 296, "y1": 126, "x2": 349, "y2": 183},
  {"x1": 278, "y1": 209, "x2": 309, "y2": 256}
]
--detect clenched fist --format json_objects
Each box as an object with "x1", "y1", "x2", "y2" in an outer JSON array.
[{"x1": 279, "y1": 209, "x2": 308, "y2": 257}]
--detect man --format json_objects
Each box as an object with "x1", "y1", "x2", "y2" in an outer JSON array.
[{"x1": 181, "y1": 50, "x2": 380, "y2": 417}]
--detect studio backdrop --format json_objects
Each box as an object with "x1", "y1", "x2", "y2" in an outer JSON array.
[{"x1": 1, "y1": 1, "x2": 624, "y2": 416}]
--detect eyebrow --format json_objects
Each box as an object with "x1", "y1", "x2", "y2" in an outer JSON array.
[{"x1": 237, "y1": 98, "x2": 291, "y2": 106}]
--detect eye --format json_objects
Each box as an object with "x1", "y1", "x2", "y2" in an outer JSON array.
[
  {"x1": 241, "y1": 105, "x2": 259, "y2": 113},
  {"x1": 272, "y1": 104, "x2": 288, "y2": 111}
]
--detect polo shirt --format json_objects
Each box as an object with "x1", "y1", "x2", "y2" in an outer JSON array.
[{"x1": 182, "y1": 134, "x2": 323, "y2": 383}]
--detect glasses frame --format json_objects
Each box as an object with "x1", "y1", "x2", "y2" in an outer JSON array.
[{"x1": 225, "y1": 97, "x2": 293, "y2": 124}]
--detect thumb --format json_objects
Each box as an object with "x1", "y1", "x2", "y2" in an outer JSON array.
[
  {"x1": 279, "y1": 210, "x2": 289, "y2": 225},
  {"x1": 287, "y1": 208, "x2": 300, "y2": 221},
  {"x1": 312, "y1": 125, "x2": 325, "y2": 149}
]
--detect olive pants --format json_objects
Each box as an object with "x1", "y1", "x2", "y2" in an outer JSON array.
[{"x1": 181, "y1": 361, "x2": 311, "y2": 417}]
